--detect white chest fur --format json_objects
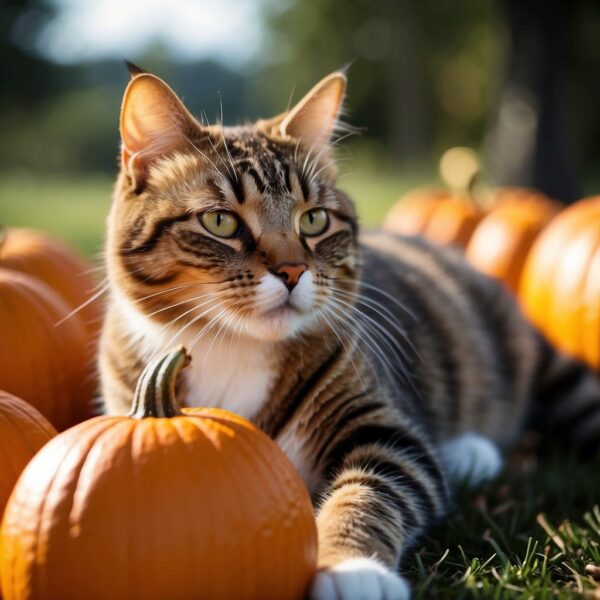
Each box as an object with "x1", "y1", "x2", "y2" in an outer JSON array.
[
  {"x1": 181, "y1": 331, "x2": 276, "y2": 421},
  {"x1": 113, "y1": 291, "x2": 276, "y2": 421}
]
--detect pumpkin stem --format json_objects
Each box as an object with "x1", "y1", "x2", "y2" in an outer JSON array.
[{"x1": 129, "y1": 346, "x2": 191, "y2": 419}]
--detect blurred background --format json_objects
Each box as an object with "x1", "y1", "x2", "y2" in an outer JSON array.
[{"x1": 1, "y1": 0, "x2": 599, "y2": 256}]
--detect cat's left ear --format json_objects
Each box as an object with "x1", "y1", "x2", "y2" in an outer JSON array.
[{"x1": 279, "y1": 72, "x2": 346, "y2": 152}]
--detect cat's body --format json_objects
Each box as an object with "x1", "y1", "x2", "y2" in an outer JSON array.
[{"x1": 100, "y1": 68, "x2": 600, "y2": 599}]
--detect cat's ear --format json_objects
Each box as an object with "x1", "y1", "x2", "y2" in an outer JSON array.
[
  {"x1": 120, "y1": 73, "x2": 197, "y2": 191},
  {"x1": 279, "y1": 72, "x2": 346, "y2": 152}
]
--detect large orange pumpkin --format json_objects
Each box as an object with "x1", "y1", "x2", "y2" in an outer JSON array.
[
  {"x1": 519, "y1": 196, "x2": 600, "y2": 369},
  {"x1": 0, "y1": 348, "x2": 317, "y2": 600},
  {"x1": 0, "y1": 269, "x2": 96, "y2": 430},
  {"x1": 383, "y1": 188, "x2": 483, "y2": 248},
  {"x1": 0, "y1": 391, "x2": 57, "y2": 516},
  {"x1": 466, "y1": 192, "x2": 560, "y2": 293},
  {"x1": 0, "y1": 228, "x2": 102, "y2": 340}
]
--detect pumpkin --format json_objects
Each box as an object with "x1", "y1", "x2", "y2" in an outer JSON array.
[
  {"x1": 466, "y1": 192, "x2": 560, "y2": 293},
  {"x1": 0, "y1": 391, "x2": 57, "y2": 516},
  {"x1": 0, "y1": 347, "x2": 317, "y2": 600},
  {"x1": 519, "y1": 196, "x2": 600, "y2": 369},
  {"x1": 0, "y1": 269, "x2": 96, "y2": 431},
  {"x1": 383, "y1": 188, "x2": 483, "y2": 248},
  {"x1": 0, "y1": 227, "x2": 102, "y2": 340}
]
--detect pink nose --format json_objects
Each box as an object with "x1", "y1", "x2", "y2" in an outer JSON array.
[{"x1": 274, "y1": 263, "x2": 307, "y2": 290}]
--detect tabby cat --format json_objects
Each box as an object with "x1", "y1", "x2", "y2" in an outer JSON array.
[{"x1": 100, "y1": 66, "x2": 600, "y2": 599}]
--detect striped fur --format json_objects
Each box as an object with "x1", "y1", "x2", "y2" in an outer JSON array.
[{"x1": 100, "y1": 71, "x2": 600, "y2": 598}]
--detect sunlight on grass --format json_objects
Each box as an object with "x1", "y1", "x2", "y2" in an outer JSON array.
[{"x1": 0, "y1": 172, "x2": 113, "y2": 257}]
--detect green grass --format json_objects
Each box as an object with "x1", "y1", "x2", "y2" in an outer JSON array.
[
  {"x1": 409, "y1": 439, "x2": 600, "y2": 598},
  {"x1": 0, "y1": 172, "x2": 113, "y2": 257},
  {"x1": 1, "y1": 170, "x2": 599, "y2": 597}
]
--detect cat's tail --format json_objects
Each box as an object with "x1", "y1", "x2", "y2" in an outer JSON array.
[{"x1": 530, "y1": 335, "x2": 600, "y2": 451}]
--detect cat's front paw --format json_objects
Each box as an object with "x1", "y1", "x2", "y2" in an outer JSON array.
[{"x1": 309, "y1": 557, "x2": 411, "y2": 600}]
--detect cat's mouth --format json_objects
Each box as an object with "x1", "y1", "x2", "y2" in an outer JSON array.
[{"x1": 241, "y1": 272, "x2": 316, "y2": 340}]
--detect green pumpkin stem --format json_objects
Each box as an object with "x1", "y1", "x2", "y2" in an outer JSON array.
[{"x1": 129, "y1": 346, "x2": 190, "y2": 419}]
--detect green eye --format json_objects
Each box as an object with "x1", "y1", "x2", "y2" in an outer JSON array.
[
  {"x1": 299, "y1": 208, "x2": 329, "y2": 237},
  {"x1": 200, "y1": 211, "x2": 239, "y2": 238}
]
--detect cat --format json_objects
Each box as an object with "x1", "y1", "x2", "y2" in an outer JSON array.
[{"x1": 99, "y1": 65, "x2": 600, "y2": 600}]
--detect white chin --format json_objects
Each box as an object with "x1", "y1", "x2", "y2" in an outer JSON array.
[{"x1": 243, "y1": 309, "x2": 305, "y2": 341}]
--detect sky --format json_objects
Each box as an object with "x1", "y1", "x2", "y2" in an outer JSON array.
[{"x1": 37, "y1": 0, "x2": 277, "y2": 65}]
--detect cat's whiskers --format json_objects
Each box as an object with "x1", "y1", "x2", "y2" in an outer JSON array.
[
  {"x1": 188, "y1": 307, "x2": 230, "y2": 354},
  {"x1": 145, "y1": 291, "x2": 226, "y2": 319},
  {"x1": 54, "y1": 281, "x2": 110, "y2": 328},
  {"x1": 305, "y1": 131, "x2": 354, "y2": 184},
  {"x1": 228, "y1": 309, "x2": 247, "y2": 361},
  {"x1": 328, "y1": 276, "x2": 417, "y2": 321},
  {"x1": 159, "y1": 298, "x2": 228, "y2": 356},
  {"x1": 202, "y1": 305, "x2": 243, "y2": 376},
  {"x1": 322, "y1": 312, "x2": 387, "y2": 395},
  {"x1": 328, "y1": 287, "x2": 417, "y2": 358},
  {"x1": 157, "y1": 293, "x2": 227, "y2": 337},
  {"x1": 317, "y1": 304, "x2": 368, "y2": 394},
  {"x1": 324, "y1": 296, "x2": 411, "y2": 384},
  {"x1": 319, "y1": 299, "x2": 392, "y2": 389},
  {"x1": 308, "y1": 156, "x2": 349, "y2": 185},
  {"x1": 128, "y1": 278, "x2": 232, "y2": 306},
  {"x1": 327, "y1": 293, "x2": 412, "y2": 370},
  {"x1": 206, "y1": 129, "x2": 236, "y2": 182},
  {"x1": 59, "y1": 264, "x2": 149, "y2": 321},
  {"x1": 184, "y1": 134, "x2": 228, "y2": 182}
]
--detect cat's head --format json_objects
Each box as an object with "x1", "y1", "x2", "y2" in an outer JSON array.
[{"x1": 107, "y1": 67, "x2": 358, "y2": 343}]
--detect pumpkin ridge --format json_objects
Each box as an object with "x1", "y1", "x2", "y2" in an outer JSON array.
[
  {"x1": 0, "y1": 414, "x2": 24, "y2": 488},
  {"x1": 26, "y1": 418, "x2": 120, "y2": 596},
  {"x1": 158, "y1": 417, "x2": 205, "y2": 594},
  {"x1": 179, "y1": 414, "x2": 263, "y2": 595},
  {"x1": 1, "y1": 398, "x2": 55, "y2": 455}
]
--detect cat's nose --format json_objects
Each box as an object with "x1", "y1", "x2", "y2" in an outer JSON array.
[{"x1": 273, "y1": 263, "x2": 307, "y2": 291}]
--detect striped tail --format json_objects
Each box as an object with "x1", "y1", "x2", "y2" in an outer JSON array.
[{"x1": 530, "y1": 335, "x2": 600, "y2": 451}]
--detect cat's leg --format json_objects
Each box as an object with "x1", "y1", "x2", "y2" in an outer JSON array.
[
  {"x1": 308, "y1": 412, "x2": 449, "y2": 600},
  {"x1": 439, "y1": 432, "x2": 503, "y2": 487}
]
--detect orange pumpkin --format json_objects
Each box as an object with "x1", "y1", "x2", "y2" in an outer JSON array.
[
  {"x1": 0, "y1": 228, "x2": 102, "y2": 340},
  {"x1": 466, "y1": 193, "x2": 560, "y2": 293},
  {"x1": 0, "y1": 347, "x2": 317, "y2": 600},
  {"x1": 519, "y1": 196, "x2": 600, "y2": 369},
  {"x1": 0, "y1": 391, "x2": 57, "y2": 517},
  {"x1": 383, "y1": 188, "x2": 483, "y2": 248},
  {"x1": 0, "y1": 269, "x2": 96, "y2": 430},
  {"x1": 487, "y1": 187, "x2": 558, "y2": 212}
]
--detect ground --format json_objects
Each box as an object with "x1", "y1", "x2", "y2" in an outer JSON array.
[
  {"x1": 410, "y1": 437, "x2": 600, "y2": 599},
  {"x1": 1, "y1": 170, "x2": 599, "y2": 599}
]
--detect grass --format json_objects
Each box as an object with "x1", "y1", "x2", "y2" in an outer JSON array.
[
  {"x1": 409, "y1": 438, "x2": 600, "y2": 598},
  {"x1": 0, "y1": 172, "x2": 113, "y2": 257},
  {"x1": 1, "y1": 170, "x2": 599, "y2": 598}
]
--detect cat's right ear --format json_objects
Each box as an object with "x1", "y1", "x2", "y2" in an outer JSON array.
[{"x1": 120, "y1": 73, "x2": 197, "y2": 192}]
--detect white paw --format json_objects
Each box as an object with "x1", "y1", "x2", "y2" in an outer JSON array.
[
  {"x1": 309, "y1": 557, "x2": 411, "y2": 600},
  {"x1": 440, "y1": 432, "x2": 503, "y2": 487}
]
